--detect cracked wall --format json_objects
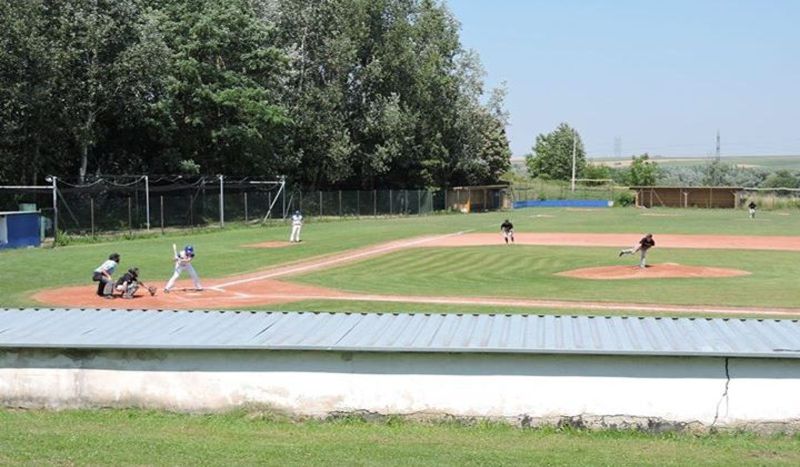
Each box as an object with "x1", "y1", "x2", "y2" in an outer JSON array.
[{"x1": 1, "y1": 349, "x2": 800, "y2": 429}]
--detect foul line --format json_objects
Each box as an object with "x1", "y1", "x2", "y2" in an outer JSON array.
[{"x1": 213, "y1": 231, "x2": 472, "y2": 290}]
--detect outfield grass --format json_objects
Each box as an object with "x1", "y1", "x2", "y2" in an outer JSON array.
[
  {"x1": 2, "y1": 208, "x2": 799, "y2": 309},
  {"x1": 292, "y1": 245, "x2": 800, "y2": 308},
  {"x1": 1, "y1": 409, "x2": 799, "y2": 466}
]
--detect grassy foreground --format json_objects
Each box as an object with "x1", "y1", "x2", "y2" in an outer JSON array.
[{"x1": 1, "y1": 410, "x2": 799, "y2": 466}]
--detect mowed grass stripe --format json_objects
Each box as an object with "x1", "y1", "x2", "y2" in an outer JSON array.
[{"x1": 292, "y1": 246, "x2": 800, "y2": 308}]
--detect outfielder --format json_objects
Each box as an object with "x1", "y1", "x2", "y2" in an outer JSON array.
[
  {"x1": 164, "y1": 245, "x2": 203, "y2": 293},
  {"x1": 748, "y1": 201, "x2": 757, "y2": 219},
  {"x1": 290, "y1": 210, "x2": 303, "y2": 242},
  {"x1": 500, "y1": 219, "x2": 515, "y2": 244},
  {"x1": 619, "y1": 233, "x2": 655, "y2": 269},
  {"x1": 92, "y1": 253, "x2": 120, "y2": 298}
]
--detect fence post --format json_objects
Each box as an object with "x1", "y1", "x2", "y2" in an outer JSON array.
[
  {"x1": 144, "y1": 175, "x2": 150, "y2": 231},
  {"x1": 444, "y1": 189, "x2": 448, "y2": 212},
  {"x1": 128, "y1": 197, "x2": 133, "y2": 235},
  {"x1": 160, "y1": 196, "x2": 165, "y2": 234},
  {"x1": 218, "y1": 174, "x2": 224, "y2": 228},
  {"x1": 90, "y1": 197, "x2": 95, "y2": 237},
  {"x1": 338, "y1": 190, "x2": 342, "y2": 217},
  {"x1": 244, "y1": 192, "x2": 248, "y2": 222},
  {"x1": 389, "y1": 189, "x2": 393, "y2": 215},
  {"x1": 373, "y1": 190, "x2": 377, "y2": 217},
  {"x1": 189, "y1": 194, "x2": 194, "y2": 229},
  {"x1": 417, "y1": 190, "x2": 421, "y2": 215},
  {"x1": 356, "y1": 191, "x2": 360, "y2": 217},
  {"x1": 319, "y1": 191, "x2": 323, "y2": 217},
  {"x1": 299, "y1": 191, "x2": 303, "y2": 214},
  {"x1": 50, "y1": 176, "x2": 58, "y2": 246},
  {"x1": 268, "y1": 192, "x2": 272, "y2": 219}
]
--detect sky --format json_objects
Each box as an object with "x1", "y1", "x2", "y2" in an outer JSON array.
[{"x1": 447, "y1": 0, "x2": 800, "y2": 158}]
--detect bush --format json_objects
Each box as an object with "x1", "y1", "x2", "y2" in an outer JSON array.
[{"x1": 613, "y1": 190, "x2": 635, "y2": 207}]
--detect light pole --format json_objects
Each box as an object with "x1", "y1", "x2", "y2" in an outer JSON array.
[{"x1": 570, "y1": 130, "x2": 577, "y2": 192}]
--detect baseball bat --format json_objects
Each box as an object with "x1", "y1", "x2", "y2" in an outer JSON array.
[{"x1": 172, "y1": 243, "x2": 178, "y2": 258}]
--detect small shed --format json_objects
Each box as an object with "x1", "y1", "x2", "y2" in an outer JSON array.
[
  {"x1": 0, "y1": 211, "x2": 41, "y2": 249},
  {"x1": 445, "y1": 185, "x2": 510, "y2": 213},
  {"x1": 631, "y1": 187, "x2": 743, "y2": 208}
]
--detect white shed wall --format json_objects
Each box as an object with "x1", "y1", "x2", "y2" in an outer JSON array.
[{"x1": 2, "y1": 349, "x2": 799, "y2": 427}]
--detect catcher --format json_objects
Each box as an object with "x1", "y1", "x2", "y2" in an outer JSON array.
[{"x1": 114, "y1": 267, "x2": 157, "y2": 299}]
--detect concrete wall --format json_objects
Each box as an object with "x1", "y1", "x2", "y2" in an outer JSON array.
[{"x1": 2, "y1": 349, "x2": 799, "y2": 429}]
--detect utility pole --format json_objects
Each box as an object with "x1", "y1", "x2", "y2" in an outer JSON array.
[
  {"x1": 571, "y1": 129, "x2": 578, "y2": 192},
  {"x1": 715, "y1": 130, "x2": 721, "y2": 161}
]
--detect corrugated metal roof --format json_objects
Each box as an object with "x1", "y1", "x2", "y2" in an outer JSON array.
[{"x1": 1, "y1": 308, "x2": 800, "y2": 358}]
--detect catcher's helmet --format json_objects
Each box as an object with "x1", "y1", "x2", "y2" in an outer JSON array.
[
  {"x1": 109, "y1": 253, "x2": 121, "y2": 262},
  {"x1": 128, "y1": 267, "x2": 139, "y2": 277}
]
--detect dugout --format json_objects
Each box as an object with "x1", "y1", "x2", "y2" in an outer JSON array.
[
  {"x1": 0, "y1": 211, "x2": 41, "y2": 249},
  {"x1": 631, "y1": 186, "x2": 742, "y2": 208},
  {"x1": 445, "y1": 185, "x2": 511, "y2": 213}
]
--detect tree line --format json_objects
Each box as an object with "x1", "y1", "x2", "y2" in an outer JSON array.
[{"x1": 0, "y1": 0, "x2": 511, "y2": 189}]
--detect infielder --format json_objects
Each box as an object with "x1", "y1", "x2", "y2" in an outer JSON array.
[
  {"x1": 290, "y1": 210, "x2": 303, "y2": 242},
  {"x1": 164, "y1": 245, "x2": 203, "y2": 293},
  {"x1": 500, "y1": 219, "x2": 515, "y2": 244},
  {"x1": 748, "y1": 201, "x2": 757, "y2": 219},
  {"x1": 619, "y1": 233, "x2": 655, "y2": 268},
  {"x1": 92, "y1": 253, "x2": 120, "y2": 298}
]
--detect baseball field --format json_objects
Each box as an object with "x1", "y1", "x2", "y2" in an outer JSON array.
[
  {"x1": 4, "y1": 206, "x2": 800, "y2": 464},
  {"x1": 3, "y1": 207, "x2": 800, "y2": 317}
]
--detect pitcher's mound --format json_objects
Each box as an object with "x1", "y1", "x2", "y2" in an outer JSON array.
[{"x1": 557, "y1": 263, "x2": 750, "y2": 280}]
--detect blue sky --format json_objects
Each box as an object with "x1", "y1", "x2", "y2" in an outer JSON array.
[{"x1": 447, "y1": 0, "x2": 800, "y2": 158}]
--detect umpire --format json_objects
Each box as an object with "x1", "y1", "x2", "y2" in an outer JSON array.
[{"x1": 92, "y1": 253, "x2": 120, "y2": 298}]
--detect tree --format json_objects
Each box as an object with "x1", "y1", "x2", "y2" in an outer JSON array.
[
  {"x1": 762, "y1": 170, "x2": 800, "y2": 189},
  {"x1": 628, "y1": 153, "x2": 659, "y2": 186},
  {"x1": 582, "y1": 164, "x2": 612, "y2": 185},
  {"x1": 526, "y1": 123, "x2": 585, "y2": 181}
]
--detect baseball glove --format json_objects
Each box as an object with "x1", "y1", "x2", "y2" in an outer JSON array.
[{"x1": 147, "y1": 286, "x2": 157, "y2": 297}]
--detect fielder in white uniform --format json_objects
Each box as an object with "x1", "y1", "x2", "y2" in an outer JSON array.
[
  {"x1": 290, "y1": 210, "x2": 303, "y2": 242},
  {"x1": 164, "y1": 245, "x2": 203, "y2": 292}
]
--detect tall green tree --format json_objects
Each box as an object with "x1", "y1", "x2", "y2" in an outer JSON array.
[
  {"x1": 526, "y1": 123, "x2": 585, "y2": 181},
  {"x1": 160, "y1": 0, "x2": 290, "y2": 176},
  {"x1": 628, "y1": 153, "x2": 659, "y2": 186}
]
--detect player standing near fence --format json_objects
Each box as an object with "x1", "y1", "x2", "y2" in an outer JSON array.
[
  {"x1": 290, "y1": 210, "x2": 303, "y2": 243},
  {"x1": 748, "y1": 201, "x2": 757, "y2": 219},
  {"x1": 164, "y1": 245, "x2": 203, "y2": 293},
  {"x1": 619, "y1": 234, "x2": 655, "y2": 268},
  {"x1": 500, "y1": 219, "x2": 515, "y2": 244},
  {"x1": 92, "y1": 253, "x2": 120, "y2": 298}
]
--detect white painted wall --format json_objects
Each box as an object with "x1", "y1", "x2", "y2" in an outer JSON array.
[{"x1": 2, "y1": 349, "x2": 799, "y2": 427}]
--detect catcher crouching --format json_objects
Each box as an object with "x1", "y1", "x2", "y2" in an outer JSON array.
[{"x1": 114, "y1": 267, "x2": 157, "y2": 299}]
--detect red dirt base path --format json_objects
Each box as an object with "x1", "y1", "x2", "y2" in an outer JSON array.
[{"x1": 557, "y1": 263, "x2": 750, "y2": 280}]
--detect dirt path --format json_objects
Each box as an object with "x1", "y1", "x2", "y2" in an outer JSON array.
[{"x1": 32, "y1": 231, "x2": 800, "y2": 317}]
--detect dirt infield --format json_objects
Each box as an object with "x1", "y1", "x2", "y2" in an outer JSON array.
[
  {"x1": 31, "y1": 231, "x2": 800, "y2": 317},
  {"x1": 423, "y1": 232, "x2": 800, "y2": 251},
  {"x1": 557, "y1": 263, "x2": 750, "y2": 280}
]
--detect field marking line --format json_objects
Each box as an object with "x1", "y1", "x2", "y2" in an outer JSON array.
[{"x1": 214, "y1": 230, "x2": 472, "y2": 290}]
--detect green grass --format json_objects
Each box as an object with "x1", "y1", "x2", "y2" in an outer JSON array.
[
  {"x1": 291, "y1": 245, "x2": 800, "y2": 308},
  {"x1": 1, "y1": 409, "x2": 799, "y2": 466},
  {"x1": 2, "y1": 208, "x2": 800, "y2": 310}
]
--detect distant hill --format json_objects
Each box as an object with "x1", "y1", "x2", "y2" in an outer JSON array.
[{"x1": 588, "y1": 155, "x2": 800, "y2": 170}]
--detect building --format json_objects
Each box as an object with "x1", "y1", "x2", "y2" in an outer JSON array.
[{"x1": 2, "y1": 308, "x2": 800, "y2": 431}]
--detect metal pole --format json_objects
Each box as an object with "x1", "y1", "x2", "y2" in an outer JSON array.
[
  {"x1": 356, "y1": 191, "x2": 360, "y2": 217},
  {"x1": 51, "y1": 176, "x2": 58, "y2": 246},
  {"x1": 219, "y1": 175, "x2": 224, "y2": 228},
  {"x1": 373, "y1": 190, "x2": 377, "y2": 217},
  {"x1": 417, "y1": 189, "x2": 421, "y2": 215},
  {"x1": 244, "y1": 192, "x2": 248, "y2": 222},
  {"x1": 571, "y1": 129, "x2": 577, "y2": 192},
  {"x1": 389, "y1": 189, "x2": 393, "y2": 215},
  {"x1": 281, "y1": 177, "x2": 286, "y2": 219},
  {"x1": 160, "y1": 196, "x2": 165, "y2": 234},
  {"x1": 319, "y1": 191, "x2": 323, "y2": 217},
  {"x1": 338, "y1": 190, "x2": 342, "y2": 217},
  {"x1": 90, "y1": 197, "x2": 95, "y2": 237},
  {"x1": 144, "y1": 175, "x2": 150, "y2": 230},
  {"x1": 128, "y1": 197, "x2": 132, "y2": 235}
]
